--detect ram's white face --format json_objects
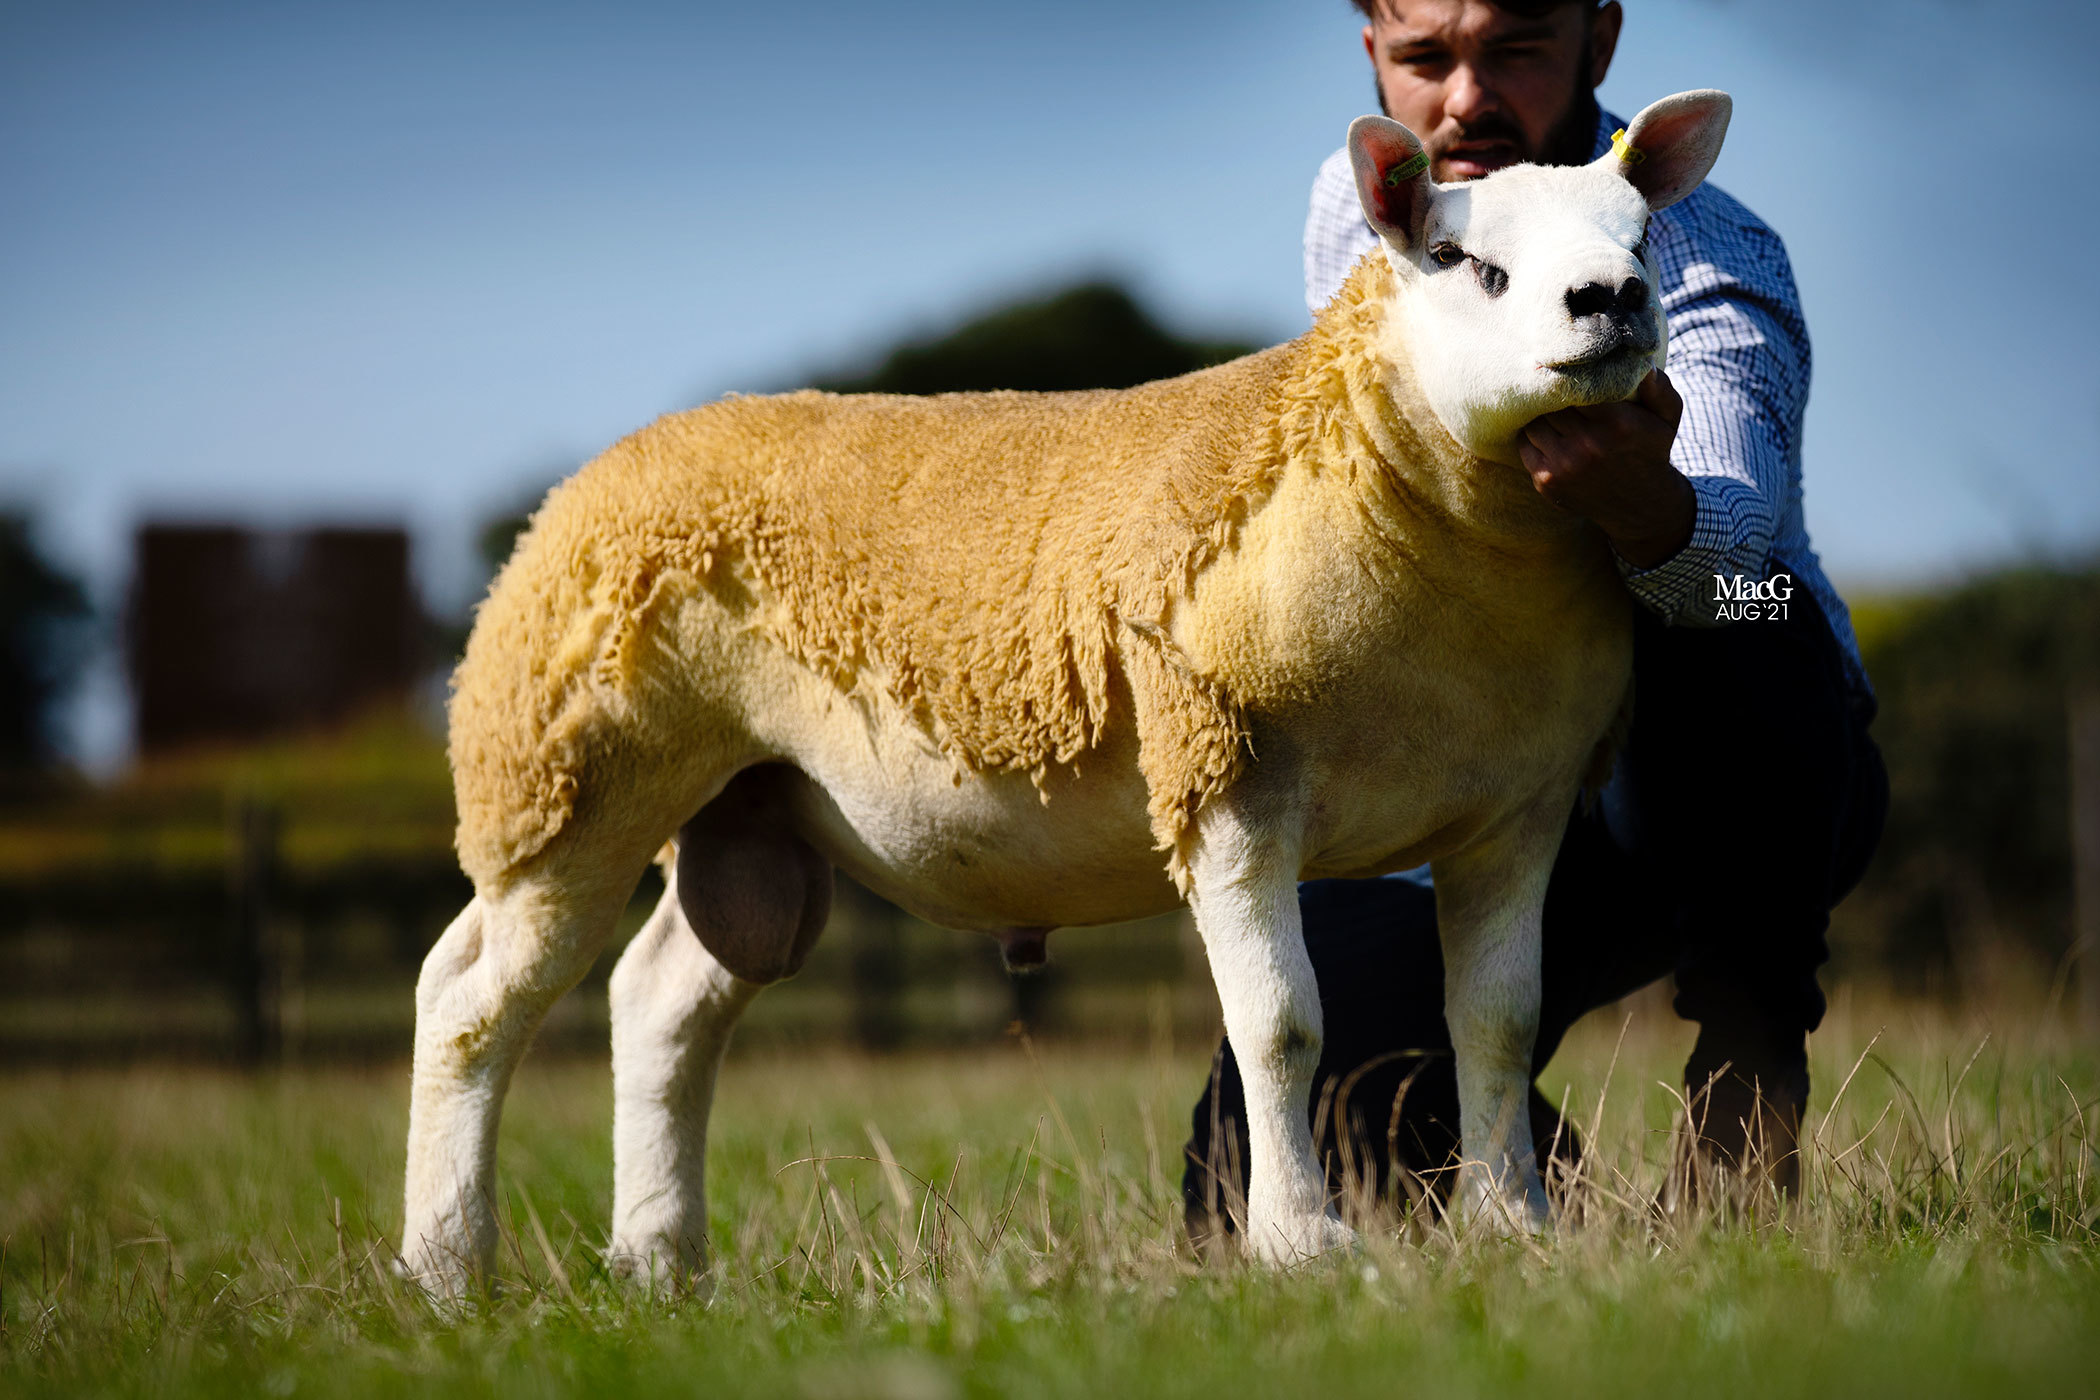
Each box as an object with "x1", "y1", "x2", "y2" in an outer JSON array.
[{"x1": 1349, "y1": 90, "x2": 1733, "y2": 465}]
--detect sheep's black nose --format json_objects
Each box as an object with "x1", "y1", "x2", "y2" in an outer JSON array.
[
  {"x1": 1565, "y1": 281, "x2": 1617, "y2": 319},
  {"x1": 1566, "y1": 277, "x2": 1651, "y2": 320}
]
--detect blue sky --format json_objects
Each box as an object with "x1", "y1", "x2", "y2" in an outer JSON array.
[{"x1": 4, "y1": 0, "x2": 2097, "y2": 763}]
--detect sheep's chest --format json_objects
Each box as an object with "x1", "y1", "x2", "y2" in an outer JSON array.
[
  {"x1": 1289, "y1": 581, "x2": 1633, "y2": 878},
  {"x1": 1172, "y1": 460, "x2": 1635, "y2": 878}
]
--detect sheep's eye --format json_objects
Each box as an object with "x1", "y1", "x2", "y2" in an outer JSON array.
[{"x1": 1429, "y1": 242, "x2": 1467, "y2": 269}]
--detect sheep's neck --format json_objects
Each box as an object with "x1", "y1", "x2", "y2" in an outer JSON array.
[{"x1": 1292, "y1": 255, "x2": 1597, "y2": 562}]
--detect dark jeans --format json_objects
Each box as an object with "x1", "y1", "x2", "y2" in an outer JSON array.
[{"x1": 1183, "y1": 587, "x2": 1888, "y2": 1226}]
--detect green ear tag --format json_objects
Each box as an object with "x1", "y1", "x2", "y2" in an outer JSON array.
[{"x1": 1383, "y1": 151, "x2": 1429, "y2": 187}]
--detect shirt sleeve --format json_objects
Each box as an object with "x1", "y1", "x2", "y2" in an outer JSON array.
[
  {"x1": 1304, "y1": 149, "x2": 1377, "y2": 319},
  {"x1": 1614, "y1": 225, "x2": 1810, "y2": 627}
]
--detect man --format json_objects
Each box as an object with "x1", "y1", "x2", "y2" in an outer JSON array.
[{"x1": 1183, "y1": 0, "x2": 1887, "y2": 1238}]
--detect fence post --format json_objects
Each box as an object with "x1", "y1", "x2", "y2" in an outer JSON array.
[
  {"x1": 226, "y1": 797, "x2": 282, "y2": 1066},
  {"x1": 1009, "y1": 959, "x2": 1060, "y2": 1035},
  {"x1": 850, "y1": 889, "x2": 906, "y2": 1052},
  {"x1": 2073, "y1": 693, "x2": 2100, "y2": 1040}
]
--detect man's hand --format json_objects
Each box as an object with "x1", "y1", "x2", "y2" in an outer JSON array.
[{"x1": 1518, "y1": 368, "x2": 1694, "y2": 570}]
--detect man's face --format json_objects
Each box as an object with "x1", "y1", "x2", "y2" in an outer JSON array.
[{"x1": 1363, "y1": 0, "x2": 1621, "y2": 181}]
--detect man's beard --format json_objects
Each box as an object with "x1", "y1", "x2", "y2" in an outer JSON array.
[
  {"x1": 1536, "y1": 77, "x2": 1602, "y2": 167},
  {"x1": 1376, "y1": 40, "x2": 1601, "y2": 173}
]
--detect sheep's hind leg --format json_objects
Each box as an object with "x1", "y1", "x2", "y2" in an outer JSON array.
[
  {"x1": 1188, "y1": 796, "x2": 1355, "y2": 1265},
  {"x1": 607, "y1": 781, "x2": 831, "y2": 1286},
  {"x1": 401, "y1": 879, "x2": 622, "y2": 1295}
]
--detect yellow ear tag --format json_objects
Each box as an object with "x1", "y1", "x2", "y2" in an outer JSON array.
[
  {"x1": 1611, "y1": 128, "x2": 1646, "y2": 165},
  {"x1": 1383, "y1": 151, "x2": 1430, "y2": 187}
]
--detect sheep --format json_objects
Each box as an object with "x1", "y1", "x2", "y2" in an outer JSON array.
[{"x1": 401, "y1": 90, "x2": 1734, "y2": 1290}]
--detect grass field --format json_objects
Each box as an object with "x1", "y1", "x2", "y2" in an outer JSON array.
[{"x1": 3, "y1": 993, "x2": 2098, "y2": 1398}]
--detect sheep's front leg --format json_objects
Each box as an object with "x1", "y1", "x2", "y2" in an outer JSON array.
[
  {"x1": 1429, "y1": 799, "x2": 1570, "y2": 1233},
  {"x1": 1188, "y1": 799, "x2": 1354, "y2": 1264}
]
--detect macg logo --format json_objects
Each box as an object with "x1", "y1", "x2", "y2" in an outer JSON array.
[{"x1": 1712, "y1": 571, "x2": 1794, "y2": 621}]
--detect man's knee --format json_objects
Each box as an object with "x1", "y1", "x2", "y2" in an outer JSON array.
[{"x1": 1614, "y1": 602, "x2": 1881, "y2": 900}]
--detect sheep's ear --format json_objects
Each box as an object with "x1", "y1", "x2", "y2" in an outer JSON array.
[
  {"x1": 1602, "y1": 90, "x2": 1732, "y2": 212},
  {"x1": 1349, "y1": 115, "x2": 1436, "y2": 250}
]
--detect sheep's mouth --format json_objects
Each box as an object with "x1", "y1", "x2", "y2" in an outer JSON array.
[
  {"x1": 1541, "y1": 343, "x2": 1646, "y2": 374},
  {"x1": 1542, "y1": 332, "x2": 1655, "y2": 374}
]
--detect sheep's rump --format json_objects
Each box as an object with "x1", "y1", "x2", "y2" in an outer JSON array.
[{"x1": 448, "y1": 344, "x2": 1303, "y2": 886}]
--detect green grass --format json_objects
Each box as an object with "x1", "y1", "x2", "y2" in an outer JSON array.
[{"x1": 2, "y1": 997, "x2": 2097, "y2": 1398}]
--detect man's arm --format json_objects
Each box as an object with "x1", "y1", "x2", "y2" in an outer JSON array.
[{"x1": 1519, "y1": 368, "x2": 1694, "y2": 567}]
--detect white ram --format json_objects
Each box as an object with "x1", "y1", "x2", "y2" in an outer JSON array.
[{"x1": 401, "y1": 91, "x2": 1733, "y2": 1289}]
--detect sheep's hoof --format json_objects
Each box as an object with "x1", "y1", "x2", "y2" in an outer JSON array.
[
  {"x1": 1244, "y1": 1210, "x2": 1359, "y2": 1267},
  {"x1": 606, "y1": 1240, "x2": 716, "y2": 1298},
  {"x1": 392, "y1": 1248, "x2": 485, "y2": 1309},
  {"x1": 1453, "y1": 1167, "x2": 1552, "y2": 1238}
]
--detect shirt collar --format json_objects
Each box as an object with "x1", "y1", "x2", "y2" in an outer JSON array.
[{"x1": 1591, "y1": 108, "x2": 1625, "y2": 162}]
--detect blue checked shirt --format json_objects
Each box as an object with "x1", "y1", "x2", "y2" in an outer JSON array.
[{"x1": 1304, "y1": 110, "x2": 1870, "y2": 699}]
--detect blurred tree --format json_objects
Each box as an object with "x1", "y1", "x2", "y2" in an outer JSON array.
[
  {"x1": 0, "y1": 512, "x2": 91, "y2": 773},
  {"x1": 476, "y1": 507, "x2": 539, "y2": 582},
  {"x1": 813, "y1": 280, "x2": 1256, "y2": 395},
  {"x1": 1845, "y1": 563, "x2": 2100, "y2": 992}
]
